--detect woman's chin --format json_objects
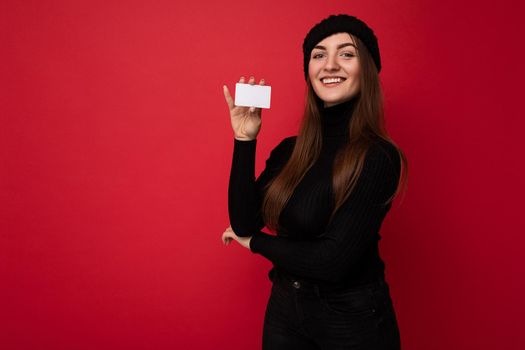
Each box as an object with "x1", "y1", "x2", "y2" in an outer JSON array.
[{"x1": 321, "y1": 97, "x2": 347, "y2": 107}]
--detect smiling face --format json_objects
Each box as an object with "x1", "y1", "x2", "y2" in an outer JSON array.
[{"x1": 308, "y1": 32, "x2": 361, "y2": 108}]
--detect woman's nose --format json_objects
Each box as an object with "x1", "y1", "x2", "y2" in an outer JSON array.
[{"x1": 323, "y1": 54, "x2": 340, "y2": 71}]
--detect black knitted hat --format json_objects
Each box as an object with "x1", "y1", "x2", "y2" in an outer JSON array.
[{"x1": 303, "y1": 14, "x2": 381, "y2": 80}]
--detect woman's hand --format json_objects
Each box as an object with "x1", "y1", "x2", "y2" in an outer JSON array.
[
  {"x1": 222, "y1": 225, "x2": 252, "y2": 250},
  {"x1": 223, "y1": 76, "x2": 265, "y2": 141}
]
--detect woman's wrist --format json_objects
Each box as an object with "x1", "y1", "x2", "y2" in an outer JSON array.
[{"x1": 234, "y1": 135, "x2": 255, "y2": 141}]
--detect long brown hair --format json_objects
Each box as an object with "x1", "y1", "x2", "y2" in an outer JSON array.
[{"x1": 261, "y1": 34, "x2": 408, "y2": 233}]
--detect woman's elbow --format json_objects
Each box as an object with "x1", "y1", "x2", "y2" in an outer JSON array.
[{"x1": 230, "y1": 222, "x2": 257, "y2": 237}]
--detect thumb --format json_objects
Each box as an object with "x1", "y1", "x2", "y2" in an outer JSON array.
[{"x1": 223, "y1": 85, "x2": 234, "y2": 110}]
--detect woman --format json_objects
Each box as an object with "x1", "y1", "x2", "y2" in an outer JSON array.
[{"x1": 221, "y1": 14, "x2": 408, "y2": 350}]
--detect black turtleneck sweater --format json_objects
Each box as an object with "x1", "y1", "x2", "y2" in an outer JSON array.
[{"x1": 228, "y1": 97, "x2": 401, "y2": 288}]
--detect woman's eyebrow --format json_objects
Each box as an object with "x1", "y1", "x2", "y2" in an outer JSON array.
[{"x1": 313, "y1": 42, "x2": 356, "y2": 50}]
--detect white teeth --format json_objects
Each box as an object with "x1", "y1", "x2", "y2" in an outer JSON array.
[{"x1": 322, "y1": 77, "x2": 344, "y2": 84}]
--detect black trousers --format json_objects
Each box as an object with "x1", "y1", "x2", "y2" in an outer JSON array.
[{"x1": 262, "y1": 269, "x2": 401, "y2": 350}]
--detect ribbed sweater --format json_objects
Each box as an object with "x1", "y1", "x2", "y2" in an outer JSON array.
[{"x1": 228, "y1": 97, "x2": 401, "y2": 288}]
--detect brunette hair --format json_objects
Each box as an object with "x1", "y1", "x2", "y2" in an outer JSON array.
[{"x1": 261, "y1": 34, "x2": 408, "y2": 233}]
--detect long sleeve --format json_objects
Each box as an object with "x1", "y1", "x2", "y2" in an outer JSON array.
[
  {"x1": 228, "y1": 137, "x2": 295, "y2": 237},
  {"x1": 249, "y1": 142, "x2": 401, "y2": 284}
]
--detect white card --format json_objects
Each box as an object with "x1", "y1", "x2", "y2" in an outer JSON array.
[{"x1": 234, "y1": 83, "x2": 271, "y2": 109}]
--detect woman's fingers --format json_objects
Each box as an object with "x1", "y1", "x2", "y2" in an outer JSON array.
[
  {"x1": 248, "y1": 77, "x2": 256, "y2": 113},
  {"x1": 248, "y1": 77, "x2": 265, "y2": 113},
  {"x1": 222, "y1": 230, "x2": 230, "y2": 245},
  {"x1": 248, "y1": 76, "x2": 256, "y2": 111},
  {"x1": 253, "y1": 78, "x2": 265, "y2": 114},
  {"x1": 241, "y1": 75, "x2": 264, "y2": 85},
  {"x1": 222, "y1": 226, "x2": 235, "y2": 245},
  {"x1": 225, "y1": 76, "x2": 265, "y2": 112}
]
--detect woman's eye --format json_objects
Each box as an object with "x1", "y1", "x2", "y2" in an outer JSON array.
[{"x1": 312, "y1": 52, "x2": 355, "y2": 59}]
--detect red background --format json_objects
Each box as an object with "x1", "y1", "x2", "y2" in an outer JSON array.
[{"x1": 2, "y1": 1, "x2": 524, "y2": 349}]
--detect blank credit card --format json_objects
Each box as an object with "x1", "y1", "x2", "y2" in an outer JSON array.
[{"x1": 234, "y1": 83, "x2": 271, "y2": 109}]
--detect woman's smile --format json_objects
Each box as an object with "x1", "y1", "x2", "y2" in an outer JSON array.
[{"x1": 320, "y1": 77, "x2": 347, "y2": 87}]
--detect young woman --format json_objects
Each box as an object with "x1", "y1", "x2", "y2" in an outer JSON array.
[{"x1": 221, "y1": 14, "x2": 408, "y2": 350}]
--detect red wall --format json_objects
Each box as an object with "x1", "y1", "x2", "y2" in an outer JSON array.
[{"x1": 2, "y1": 1, "x2": 524, "y2": 349}]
